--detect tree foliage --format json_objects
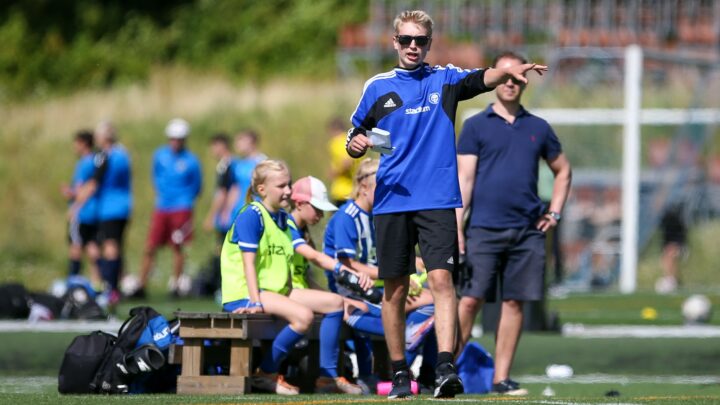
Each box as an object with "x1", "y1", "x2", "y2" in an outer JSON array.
[{"x1": 0, "y1": 0, "x2": 367, "y2": 99}]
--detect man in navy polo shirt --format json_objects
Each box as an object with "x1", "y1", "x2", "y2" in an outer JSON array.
[
  {"x1": 455, "y1": 51, "x2": 572, "y2": 396},
  {"x1": 135, "y1": 118, "x2": 202, "y2": 298},
  {"x1": 346, "y1": 10, "x2": 548, "y2": 400}
]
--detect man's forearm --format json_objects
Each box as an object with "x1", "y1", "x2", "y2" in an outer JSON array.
[
  {"x1": 482, "y1": 67, "x2": 510, "y2": 88},
  {"x1": 549, "y1": 168, "x2": 571, "y2": 213}
]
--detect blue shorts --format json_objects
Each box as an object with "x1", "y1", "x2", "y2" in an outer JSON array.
[
  {"x1": 222, "y1": 299, "x2": 251, "y2": 312},
  {"x1": 460, "y1": 226, "x2": 546, "y2": 302}
]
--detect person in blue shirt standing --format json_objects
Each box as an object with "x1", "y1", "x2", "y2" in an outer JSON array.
[
  {"x1": 70, "y1": 121, "x2": 133, "y2": 307},
  {"x1": 228, "y1": 129, "x2": 267, "y2": 220},
  {"x1": 135, "y1": 118, "x2": 202, "y2": 298},
  {"x1": 203, "y1": 133, "x2": 238, "y2": 241},
  {"x1": 456, "y1": 51, "x2": 572, "y2": 396},
  {"x1": 62, "y1": 129, "x2": 101, "y2": 288},
  {"x1": 345, "y1": 10, "x2": 547, "y2": 399}
]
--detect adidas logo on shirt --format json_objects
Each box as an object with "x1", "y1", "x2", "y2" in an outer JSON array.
[{"x1": 384, "y1": 98, "x2": 397, "y2": 108}]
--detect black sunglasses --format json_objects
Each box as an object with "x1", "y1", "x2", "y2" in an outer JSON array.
[{"x1": 395, "y1": 35, "x2": 431, "y2": 46}]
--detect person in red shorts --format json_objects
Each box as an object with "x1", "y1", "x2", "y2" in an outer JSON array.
[{"x1": 133, "y1": 118, "x2": 203, "y2": 298}]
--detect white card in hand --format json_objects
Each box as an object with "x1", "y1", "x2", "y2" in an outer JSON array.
[{"x1": 367, "y1": 127, "x2": 394, "y2": 155}]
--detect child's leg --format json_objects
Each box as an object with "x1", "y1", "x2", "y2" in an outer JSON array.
[
  {"x1": 347, "y1": 302, "x2": 384, "y2": 336},
  {"x1": 258, "y1": 291, "x2": 314, "y2": 373},
  {"x1": 289, "y1": 289, "x2": 344, "y2": 378}
]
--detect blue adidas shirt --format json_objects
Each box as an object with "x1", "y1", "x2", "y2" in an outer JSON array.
[
  {"x1": 93, "y1": 145, "x2": 132, "y2": 221},
  {"x1": 152, "y1": 145, "x2": 202, "y2": 211},
  {"x1": 351, "y1": 63, "x2": 492, "y2": 214},
  {"x1": 230, "y1": 203, "x2": 288, "y2": 253},
  {"x1": 457, "y1": 104, "x2": 562, "y2": 228},
  {"x1": 323, "y1": 200, "x2": 377, "y2": 266},
  {"x1": 72, "y1": 153, "x2": 99, "y2": 225}
]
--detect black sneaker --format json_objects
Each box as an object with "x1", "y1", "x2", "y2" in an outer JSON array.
[
  {"x1": 388, "y1": 370, "x2": 413, "y2": 399},
  {"x1": 433, "y1": 362, "x2": 464, "y2": 398},
  {"x1": 492, "y1": 379, "x2": 529, "y2": 396},
  {"x1": 125, "y1": 287, "x2": 146, "y2": 300}
]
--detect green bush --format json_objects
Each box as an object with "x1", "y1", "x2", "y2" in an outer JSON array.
[{"x1": 0, "y1": 0, "x2": 367, "y2": 100}]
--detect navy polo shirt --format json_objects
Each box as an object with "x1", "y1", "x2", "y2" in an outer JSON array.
[{"x1": 457, "y1": 104, "x2": 562, "y2": 229}]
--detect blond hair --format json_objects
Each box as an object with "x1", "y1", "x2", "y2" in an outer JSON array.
[
  {"x1": 246, "y1": 159, "x2": 290, "y2": 203},
  {"x1": 393, "y1": 10, "x2": 434, "y2": 37},
  {"x1": 351, "y1": 158, "x2": 379, "y2": 200}
]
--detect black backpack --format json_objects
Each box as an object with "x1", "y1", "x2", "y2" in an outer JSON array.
[
  {"x1": 0, "y1": 283, "x2": 31, "y2": 319},
  {"x1": 90, "y1": 306, "x2": 168, "y2": 394},
  {"x1": 58, "y1": 331, "x2": 116, "y2": 394}
]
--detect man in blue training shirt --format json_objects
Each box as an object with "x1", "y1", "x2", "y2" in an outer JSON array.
[
  {"x1": 345, "y1": 10, "x2": 547, "y2": 399},
  {"x1": 456, "y1": 51, "x2": 571, "y2": 396},
  {"x1": 135, "y1": 118, "x2": 202, "y2": 298},
  {"x1": 63, "y1": 129, "x2": 101, "y2": 288},
  {"x1": 70, "y1": 121, "x2": 132, "y2": 307}
]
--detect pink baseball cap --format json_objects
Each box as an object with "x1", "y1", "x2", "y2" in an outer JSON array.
[{"x1": 291, "y1": 176, "x2": 338, "y2": 212}]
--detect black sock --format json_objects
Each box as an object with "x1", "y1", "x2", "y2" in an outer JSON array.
[
  {"x1": 391, "y1": 359, "x2": 409, "y2": 374},
  {"x1": 436, "y1": 351, "x2": 454, "y2": 367}
]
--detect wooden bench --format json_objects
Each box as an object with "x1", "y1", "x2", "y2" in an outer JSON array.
[{"x1": 172, "y1": 311, "x2": 389, "y2": 395}]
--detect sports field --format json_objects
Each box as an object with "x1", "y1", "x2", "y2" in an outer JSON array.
[{"x1": 1, "y1": 293, "x2": 718, "y2": 404}]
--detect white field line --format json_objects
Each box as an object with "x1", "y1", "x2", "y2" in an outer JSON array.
[
  {"x1": 517, "y1": 373, "x2": 720, "y2": 385},
  {"x1": 0, "y1": 319, "x2": 122, "y2": 333},
  {"x1": 562, "y1": 324, "x2": 720, "y2": 338}
]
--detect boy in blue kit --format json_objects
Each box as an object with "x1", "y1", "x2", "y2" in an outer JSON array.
[
  {"x1": 63, "y1": 130, "x2": 101, "y2": 288},
  {"x1": 323, "y1": 158, "x2": 436, "y2": 392},
  {"x1": 135, "y1": 118, "x2": 203, "y2": 298},
  {"x1": 345, "y1": 10, "x2": 548, "y2": 399},
  {"x1": 70, "y1": 121, "x2": 132, "y2": 306}
]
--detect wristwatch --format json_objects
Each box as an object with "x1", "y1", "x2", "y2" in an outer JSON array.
[{"x1": 547, "y1": 211, "x2": 562, "y2": 221}]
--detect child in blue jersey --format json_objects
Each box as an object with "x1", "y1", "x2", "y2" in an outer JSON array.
[
  {"x1": 62, "y1": 129, "x2": 101, "y2": 288},
  {"x1": 345, "y1": 10, "x2": 548, "y2": 399},
  {"x1": 221, "y1": 160, "x2": 361, "y2": 395},
  {"x1": 70, "y1": 121, "x2": 132, "y2": 308}
]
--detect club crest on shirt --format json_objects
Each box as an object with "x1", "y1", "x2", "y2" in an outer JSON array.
[{"x1": 428, "y1": 92, "x2": 440, "y2": 105}]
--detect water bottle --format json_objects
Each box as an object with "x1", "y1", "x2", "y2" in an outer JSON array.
[{"x1": 337, "y1": 270, "x2": 382, "y2": 304}]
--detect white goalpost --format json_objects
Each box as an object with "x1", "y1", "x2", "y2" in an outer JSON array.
[{"x1": 462, "y1": 45, "x2": 720, "y2": 293}]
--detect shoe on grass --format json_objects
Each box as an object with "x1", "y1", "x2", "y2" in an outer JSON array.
[
  {"x1": 433, "y1": 362, "x2": 464, "y2": 398},
  {"x1": 388, "y1": 370, "x2": 414, "y2": 399},
  {"x1": 492, "y1": 378, "x2": 529, "y2": 396},
  {"x1": 315, "y1": 376, "x2": 362, "y2": 394},
  {"x1": 251, "y1": 370, "x2": 299, "y2": 395}
]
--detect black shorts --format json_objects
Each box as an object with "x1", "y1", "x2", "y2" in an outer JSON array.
[
  {"x1": 68, "y1": 221, "x2": 99, "y2": 247},
  {"x1": 460, "y1": 226, "x2": 546, "y2": 302},
  {"x1": 375, "y1": 209, "x2": 458, "y2": 280},
  {"x1": 97, "y1": 219, "x2": 128, "y2": 244}
]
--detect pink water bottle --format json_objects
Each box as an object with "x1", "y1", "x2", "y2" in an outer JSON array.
[{"x1": 376, "y1": 380, "x2": 419, "y2": 395}]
